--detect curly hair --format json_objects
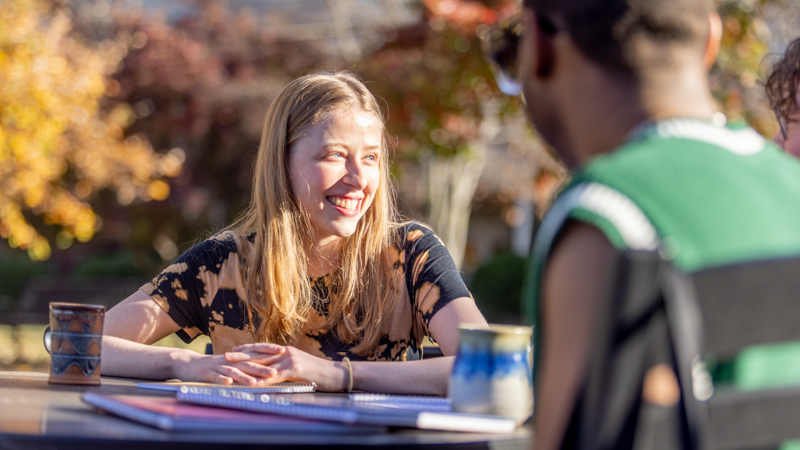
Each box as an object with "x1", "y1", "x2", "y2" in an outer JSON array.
[{"x1": 765, "y1": 37, "x2": 800, "y2": 120}]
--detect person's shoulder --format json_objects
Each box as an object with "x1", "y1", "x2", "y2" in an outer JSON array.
[
  {"x1": 202, "y1": 230, "x2": 240, "y2": 251},
  {"x1": 178, "y1": 230, "x2": 249, "y2": 263},
  {"x1": 588, "y1": 121, "x2": 769, "y2": 174},
  {"x1": 394, "y1": 221, "x2": 436, "y2": 241},
  {"x1": 576, "y1": 135, "x2": 710, "y2": 192},
  {"x1": 392, "y1": 221, "x2": 447, "y2": 251},
  {"x1": 583, "y1": 136, "x2": 674, "y2": 176}
]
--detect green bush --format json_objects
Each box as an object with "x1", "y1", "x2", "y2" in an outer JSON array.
[
  {"x1": 72, "y1": 250, "x2": 145, "y2": 278},
  {"x1": 0, "y1": 249, "x2": 53, "y2": 311},
  {"x1": 470, "y1": 252, "x2": 527, "y2": 324}
]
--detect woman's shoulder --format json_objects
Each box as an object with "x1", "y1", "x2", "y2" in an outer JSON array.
[
  {"x1": 178, "y1": 230, "x2": 252, "y2": 264},
  {"x1": 394, "y1": 219, "x2": 425, "y2": 231},
  {"x1": 391, "y1": 221, "x2": 443, "y2": 250},
  {"x1": 208, "y1": 230, "x2": 255, "y2": 247}
]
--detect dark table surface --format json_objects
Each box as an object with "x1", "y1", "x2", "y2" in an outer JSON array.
[{"x1": 0, "y1": 371, "x2": 533, "y2": 450}]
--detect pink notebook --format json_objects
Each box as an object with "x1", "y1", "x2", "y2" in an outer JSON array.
[{"x1": 82, "y1": 392, "x2": 378, "y2": 433}]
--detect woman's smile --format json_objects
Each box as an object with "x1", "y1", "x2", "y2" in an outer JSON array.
[{"x1": 326, "y1": 196, "x2": 362, "y2": 215}]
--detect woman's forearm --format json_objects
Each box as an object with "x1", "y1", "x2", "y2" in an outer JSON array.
[
  {"x1": 101, "y1": 335, "x2": 198, "y2": 380},
  {"x1": 350, "y1": 356, "x2": 454, "y2": 396}
]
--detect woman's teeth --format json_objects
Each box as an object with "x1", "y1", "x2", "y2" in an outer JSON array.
[{"x1": 328, "y1": 197, "x2": 358, "y2": 211}]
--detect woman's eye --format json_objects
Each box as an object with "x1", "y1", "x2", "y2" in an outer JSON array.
[{"x1": 366, "y1": 154, "x2": 378, "y2": 162}]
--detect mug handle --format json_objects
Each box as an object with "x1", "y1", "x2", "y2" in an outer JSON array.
[{"x1": 43, "y1": 326, "x2": 51, "y2": 354}]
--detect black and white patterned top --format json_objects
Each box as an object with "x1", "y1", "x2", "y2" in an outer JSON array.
[{"x1": 140, "y1": 222, "x2": 473, "y2": 361}]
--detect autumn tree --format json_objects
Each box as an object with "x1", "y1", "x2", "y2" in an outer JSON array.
[
  {"x1": 0, "y1": 0, "x2": 180, "y2": 261},
  {"x1": 74, "y1": 2, "x2": 340, "y2": 264}
]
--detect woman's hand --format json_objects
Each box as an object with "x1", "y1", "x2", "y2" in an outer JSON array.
[
  {"x1": 224, "y1": 343, "x2": 348, "y2": 392},
  {"x1": 170, "y1": 350, "x2": 279, "y2": 386}
]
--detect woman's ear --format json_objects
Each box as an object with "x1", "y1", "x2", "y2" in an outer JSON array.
[{"x1": 703, "y1": 13, "x2": 722, "y2": 70}]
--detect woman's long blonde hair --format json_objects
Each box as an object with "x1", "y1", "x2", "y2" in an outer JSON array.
[{"x1": 230, "y1": 71, "x2": 399, "y2": 355}]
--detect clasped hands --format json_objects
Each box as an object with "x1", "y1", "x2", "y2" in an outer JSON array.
[{"x1": 174, "y1": 343, "x2": 348, "y2": 392}]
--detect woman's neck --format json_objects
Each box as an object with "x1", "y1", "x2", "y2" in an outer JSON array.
[{"x1": 306, "y1": 236, "x2": 342, "y2": 278}]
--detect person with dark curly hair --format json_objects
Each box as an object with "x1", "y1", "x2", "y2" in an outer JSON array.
[{"x1": 766, "y1": 37, "x2": 800, "y2": 157}]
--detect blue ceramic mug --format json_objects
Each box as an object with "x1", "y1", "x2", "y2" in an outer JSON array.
[{"x1": 448, "y1": 324, "x2": 533, "y2": 424}]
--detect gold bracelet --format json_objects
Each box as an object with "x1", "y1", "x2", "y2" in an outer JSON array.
[{"x1": 342, "y1": 357, "x2": 353, "y2": 393}]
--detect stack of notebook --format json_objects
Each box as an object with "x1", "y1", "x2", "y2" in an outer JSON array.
[{"x1": 82, "y1": 380, "x2": 517, "y2": 434}]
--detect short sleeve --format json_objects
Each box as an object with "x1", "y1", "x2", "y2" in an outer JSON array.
[
  {"x1": 139, "y1": 236, "x2": 238, "y2": 343},
  {"x1": 402, "y1": 222, "x2": 473, "y2": 337}
]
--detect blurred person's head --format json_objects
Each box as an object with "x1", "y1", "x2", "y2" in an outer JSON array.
[
  {"x1": 765, "y1": 37, "x2": 800, "y2": 158},
  {"x1": 232, "y1": 70, "x2": 398, "y2": 354},
  {"x1": 515, "y1": 0, "x2": 720, "y2": 166}
]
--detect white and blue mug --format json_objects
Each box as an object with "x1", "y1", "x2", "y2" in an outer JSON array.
[{"x1": 448, "y1": 324, "x2": 533, "y2": 424}]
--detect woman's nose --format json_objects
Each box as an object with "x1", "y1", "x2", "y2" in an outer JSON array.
[{"x1": 344, "y1": 159, "x2": 369, "y2": 189}]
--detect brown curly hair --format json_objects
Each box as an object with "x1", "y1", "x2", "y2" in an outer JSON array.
[{"x1": 765, "y1": 37, "x2": 800, "y2": 120}]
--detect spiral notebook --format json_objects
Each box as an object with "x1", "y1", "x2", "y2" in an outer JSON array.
[
  {"x1": 176, "y1": 387, "x2": 516, "y2": 433},
  {"x1": 349, "y1": 393, "x2": 451, "y2": 412},
  {"x1": 137, "y1": 380, "x2": 316, "y2": 394},
  {"x1": 82, "y1": 392, "x2": 378, "y2": 433}
]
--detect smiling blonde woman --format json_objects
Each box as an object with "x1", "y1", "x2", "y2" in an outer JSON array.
[{"x1": 101, "y1": 71, "x2": 487, "y2": 395}]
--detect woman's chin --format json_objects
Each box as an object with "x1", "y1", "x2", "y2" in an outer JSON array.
[
  {"x1": 335, "y1": 226, "x2": 359, "y2": 239},
  {"x1": 314, "y1": 223, "x2": 359, "y2": 242}
]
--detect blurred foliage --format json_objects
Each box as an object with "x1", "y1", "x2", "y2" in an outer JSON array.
[
  {"x1": 0, "y1": 325, "x2": 51, "y2": 369},
  {"x1": 359, "y1": 0, "x2": 521, "y2": 161},
  {"x1": 0, "y1": 248, "x2": 52, "y2": 310},
  {"x1": 0, "y1": 324, "x2": 210, "y2": 370},
  {"x1": 72, "y1": 248, "x2": 144, "y2": 277},
  {"x1": 712, "y1": 0, "x2": 785, "y2": 136},
  {"x1": 0, "y1": 0, "x2": 181, "y2": 261},
  {"x1": 470, "y1": 251, "x2": 526, "y2": 323},
  {"x1": 66, "y1": 2, "x2": 340, "y2": 267}
]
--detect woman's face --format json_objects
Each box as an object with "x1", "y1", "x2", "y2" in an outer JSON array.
[{"x1": 289, "y1": 107, "x2": 382, "y2": 247}]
